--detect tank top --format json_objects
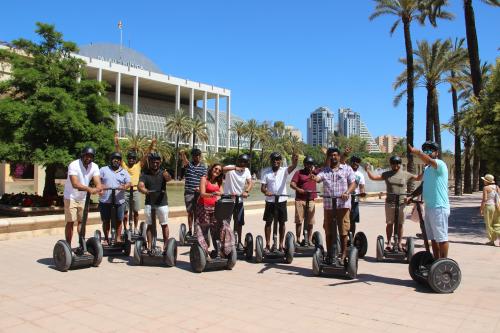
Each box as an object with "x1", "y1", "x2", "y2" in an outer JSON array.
[
  {"x1": 198, "y1": 179, "x2": 220, "y2": 206},
  {"x1": 485, "y1": 185, "x2": 499, "y2": 206}
]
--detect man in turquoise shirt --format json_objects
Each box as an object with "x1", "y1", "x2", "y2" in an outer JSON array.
[{"x1": 409, "y1": 141, "x2": 450, "y2": 258}]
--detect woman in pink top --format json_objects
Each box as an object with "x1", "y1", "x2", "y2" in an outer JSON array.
[{"x1": 196, "y1": 163, "x2": 235, "y2": 257}]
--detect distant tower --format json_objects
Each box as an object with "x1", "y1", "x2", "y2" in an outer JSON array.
[{"x1": 307, "y1": 106, "x2": 334, "y2": 146}]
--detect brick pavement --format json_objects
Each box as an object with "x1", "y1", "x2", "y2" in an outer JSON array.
[{"x1": 1, "y1": 192, "x2": 499, "y2": 332}]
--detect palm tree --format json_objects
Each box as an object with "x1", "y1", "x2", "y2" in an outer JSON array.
[
  {"x1": 244, "y1": 119, "x2": 260, "y2": 172},
  {"x1": 370, "y1": 0, "x2": 453, "y2": 184},
  {"x1": 165, "y1": 108, "x2": 191, "y2": 180},
  {"x1": 231, "y1": 121, "x2": 247, "y2": 156},
  {"x1": 394, "y1": 38, "x2": 464, "y2": 157},
  {"x1": 191, "y1": 118, "x2": 209, "y2": 148}
]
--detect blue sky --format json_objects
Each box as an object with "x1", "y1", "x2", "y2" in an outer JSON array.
[{"x1": 1, "y1": 1, "x2": 498, "y2": 151}]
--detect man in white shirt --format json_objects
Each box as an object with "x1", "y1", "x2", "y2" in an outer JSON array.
[
  {"x1": 223, "y1": 154, "x2": 254, "y2": 250},
  {"x1": 260, "y1": 152, "x2": 298, "y2": 251},
  {"x1": 63, "y1": 147, "x2": 102, "y2": 246},
  {"x1": 349, "y1": 155, "x2": 366, "y2": 235}
]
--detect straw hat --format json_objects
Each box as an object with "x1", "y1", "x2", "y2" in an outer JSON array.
[{"x1": 481, "y1": 174, "x2": 495, "y2": 184}]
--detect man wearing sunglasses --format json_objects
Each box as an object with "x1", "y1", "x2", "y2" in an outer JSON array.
[{"x1": 408, "y1": 141, "x2": 449, "y2": 259}]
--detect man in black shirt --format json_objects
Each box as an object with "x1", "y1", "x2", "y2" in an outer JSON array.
[{"x1": 138, "y1": 153, "x2": 172, "y2": 251}]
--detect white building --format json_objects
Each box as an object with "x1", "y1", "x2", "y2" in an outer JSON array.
[{"x1": 307, "y1": 106, "x2": 334, "y2": 146}]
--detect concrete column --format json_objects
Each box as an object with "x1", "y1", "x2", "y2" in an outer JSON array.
[
  {"x1": 115, "y1": 72, "x2": 121, "y2": 133},
  {"x1": 33, "y1": 164, "x2": 46, "y2": 195},
  {"x1": 215, "y1": 94, "x2": 219, "y2": 152},
  {"x1": 175, "y1": 85, "x2": 181, "y2": 111},
  {"x1": 0, "y1": 162, "x2": 7, "y2": 196},
  {"x1": 189, "y1": 88, "x2": 195, "y2": 146},
  {"x1": 226, "y1": 95, "x2": 231, "y2": 151},
  {"x1": 203, "y1": 91, "x2": 208, "y2": 152},
  {"x1": 133, "y1": 76, "x2": 139, "y2": 135}
]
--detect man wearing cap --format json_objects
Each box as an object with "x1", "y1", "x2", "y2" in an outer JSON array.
[
  {"x1": 114, "y1": 133, "x2": 156, "y2": 235},
  {"x1": 408, "y1": 141, "x2": 450, "y2": 258},
  {"x1": 181, "y1": 148, "x2": 207, "y2": 237},
  {"x1": 223, "y1": 154, "x2": 254, "y2": 250},
  {"x1": 98, "y1": 152, "x2": 131, "y2": 244},
  {"x1": 290, "y1": 155, "x2": 318, "y2": 245},
  {"x1": 366, "y1": 155, "x2": 418, "y2": 251},
  {"x1": 63, "y1": 147, "x2": 103, "y2": 246},
  {"x1": 261, "y1": 152, "x2": 298, "y2": 251}
]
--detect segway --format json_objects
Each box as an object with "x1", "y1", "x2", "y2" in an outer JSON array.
[
  {"x1": 375, "y1": 193, "x2": 414, "y2": 263},
  {"x1": 189, "y1": 195, "x2": 237, "y2": 273},
  {"x1": 408, "y1": 199, "x2": 461, "y2": 293},
  {"x1": 347, "y1": 193, "x2": 368, "y2": 258},
  {"x1": 312, "y1": 195, "x2": 358, "y2": 279},
  {"x1": 133, "y1": 190, "x2": 177, "y2": 267},
  {"x1": 94, "y1": 188, "x2": 132, "y2": 256},
  {"x1": 291, "y1": 191, "x2": 323, "y2": 257},
  {"x1": 126, "y1": 186, "x2": 143, "y2": 243},
  {"x1": 232, "y1": 194, "x2": 253, "y2": 261},
  {"x1": 53, "y1": 192, "x2": 103, "y2": 272},
  {"x1": 255, "y1": 194, "x2": 295, "y2": 264},
  {"x1": 179, "y1": 191, "x2": 205, "y2": 246}
]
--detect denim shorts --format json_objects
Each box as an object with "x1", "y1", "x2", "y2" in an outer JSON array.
[
  {"x1": 99, "y1": 202, "x2": 125, "y2": 223},
  {"x1": 424, "y1": 206, "x2": 450, "y2": 242}
]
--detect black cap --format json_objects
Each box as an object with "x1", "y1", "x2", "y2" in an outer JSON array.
[
  {"x1": 110, "y1": 152, "x2": 122, "y2": 161},
  {"x1": 81, "y1": 147, "x2": 95, "y2": 157},
  {"x1": 237, "y1": 154, "x2": 250, "y2": 163},
  {"x1": 270, "y1": 152, "x2": 282, "y2": 161},
  {"x1": 422, "y1": 141, "x2": 439, "y2": 152},
  {"x1": 191, "y1": 148, "x2": 202, "y2": 157},
  {"x1": 127, "y1": 151, "x2": 138, "y2": 159},
  {"x1": 303, "y1": 156, "x2": 315, "y2": 165},
  {"x1": 148, "y1": 152, "x2": 161, "y2": 161},
  {"x1": 390, "y1": 155, "x2": 402, "y2": 164}
]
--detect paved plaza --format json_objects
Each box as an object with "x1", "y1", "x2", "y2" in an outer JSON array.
[{"x1": 1, "y1": 192, "x2": 499, "y2": 332}]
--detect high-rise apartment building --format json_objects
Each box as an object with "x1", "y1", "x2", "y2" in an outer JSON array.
[{"x1": 307, "y1": 106, "x2": 334, "y2": 146}]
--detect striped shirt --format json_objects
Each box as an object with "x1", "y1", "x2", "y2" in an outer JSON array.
[
  {"x1": 317, "y1": 164, "x2": 355, "y2": 209},
  {"x1": 184, "y1": 162, "x2": 207, "y2": 194}
]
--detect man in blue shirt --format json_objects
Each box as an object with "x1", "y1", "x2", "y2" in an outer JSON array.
[
  {"x1": 99, "y1": 152, "x2": 131, "y2": 244},
  {"x1": 409, "y1": 141, "x2": 450, "y2": 258}
]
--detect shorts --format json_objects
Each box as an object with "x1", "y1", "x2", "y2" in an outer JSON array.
[
  {"x1": 323, "y1": 208, "x2": 350, "y2": 237},
  {"x1": 124, "y1": 190, "x2": 141, "y2": 212},
  {"x1": 99, "y1": 202, "x2": 125, "y2": 223},
  {"x1": 263, "y1": 201, "x2": 288, "y2": 223},
  {"x1": 64, "y1": 199, "x2": 84, "y2": 223},
  {"x1": 144, "y1": 205, "x2": 169, "y2": 226},
  {"x1": 184, "y1": 192, "x2": 199, "y2": 213},
  {"x1": 424, "y1": 206, "x2": 450, "y2": 242},
  {"x1": 385, "y1": 202, "x2": 405, "y2": 225},
  {"x1": 350, "y1": 201, "x2": 360, "y2": 223},
  {"x1": 294, "y1": 200, "x2": 316, "y2": 225},
  {"x1": 232, "y1": 201, "x2": 245, "y2": 226}
]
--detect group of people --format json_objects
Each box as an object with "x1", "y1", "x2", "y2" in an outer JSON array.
[{"x1": 63, "y1": 137, "x2": 456, "y2": 261}]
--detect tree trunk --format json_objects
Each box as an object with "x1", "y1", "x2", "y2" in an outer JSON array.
[
  {"x1": 463, "y1": 134, "x2": 472, "y2": 193},
  {"x1": 451, "y1": 77, "x2": 462, "y2": 196},
  {"x1": 426, "y1": 87, "x2": 434, "y2": 141},
  {"x1": 432, "y1": 89, "x2": 442, "y2": 158},
  {"x1": 43, "y1": 164, "x2": 58, "y2": 198},
  {"x1": 464, "y1": 0, "x2": 483, "y2": 100},
  {"x1": 174, "y1": 135, "x2": 179, "y2": 180},
  {"x1": 403, "y1": 18, "x2": 415, "y2": 191},
  {"x1": 472, "y1": 140, "x2": 480, "y2": 192}
]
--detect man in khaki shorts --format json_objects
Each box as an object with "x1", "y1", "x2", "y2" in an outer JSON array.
[
  {"x1": 63, "y1": 147, "x2": 103, "y2": 246},
  {"x1": 290, "y1": 156, "x2": 318, "y2": 245},
  {"x1": 366, "y1": 155, "x2": 418, "y2": 251}
]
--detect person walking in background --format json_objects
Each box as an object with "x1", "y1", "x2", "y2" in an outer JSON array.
[{"x1": 480, "y1": 174, "x2": 500, "y2": 246}]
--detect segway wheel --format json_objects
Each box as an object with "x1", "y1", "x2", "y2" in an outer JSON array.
[
  {"x1": 428, "y1": 258, "x2": 461, "y2": 294},
  {"x1": 312, "y1": 231, "x2": 324, "y2": 248},
  {"x1": 164, "y1": 238, "x2": 178, "y2": 267},
  {"x1": 284, "y1": 232, "x2": 295, "y2": 264},
  {"x1": 179, "y1": 223, "x2": 187, "y2": 246},
  {"x1": 376, "y1": 235, "x2": 384, "y2": 262},
  {"x1": 189, "y1": 243, "x2": 206, "y2": 273},
  {"x1": 346, "y1": 246, "x2": 359, "y2": 279},
  {"x1": 53, "y1": 240, "x2": 72, "y2": 272},
  {"x1": 226, "y1": 246, "x2": 237, "y2": 270},
  {"x1": 353, "y1": 232, "x2": 368, "y2": 258},
  {"x1": 123, "y1": 238, "x2": 132, "y2": 256},
  {"x1": 409, "y1": 251, "x2": 434, "y2": 285},
  {"x1": 139, "y1": 222, "x2": 145, "y2": 236},
  {"x1": 133, "y1": 239, "x2": 144, "y2": 265},
  {"x1": 312, "y1": 248, "x2": 322, "y2": 276},
  {"x1": 86, "y1": 237, "x2": 103, "y2": 267},
  {"x1": 244, "y1": 233, "x2": 253, "y2": 260},
  {"x1": 255, "y1": 235, "x2": 264, "y2": 263},
  {"x1": 94, "y1": 230, "x2": 102, "y2": 243},
  {"x1": 406, "y1": 237, "x2": 415, "y2": 263}
]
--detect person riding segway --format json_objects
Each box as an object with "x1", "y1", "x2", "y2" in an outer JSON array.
[
  {"x1": 223, "y1": 153, "x2": 254, "y2": 260},
  {"x1": 255, "y1": 152, "x2": 298, "y2": 263},
  {"x1": 53, "y1": 147, "x2": 103, "y2": 271},
  {"x1": 289, "y1": 155, "x2": 323, "y2": 256},
  {"x1": 134, "y1": 153, "x2": 177, "y2": 266}
]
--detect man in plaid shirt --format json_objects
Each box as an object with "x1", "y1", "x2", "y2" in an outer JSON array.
[{"x1": 312, "y1": 147, "x2": 356, "y2": 262}]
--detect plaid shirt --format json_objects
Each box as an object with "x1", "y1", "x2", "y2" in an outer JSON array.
[{"x1": 317, "y1": 164, "x2": 355, "y2": 209}]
